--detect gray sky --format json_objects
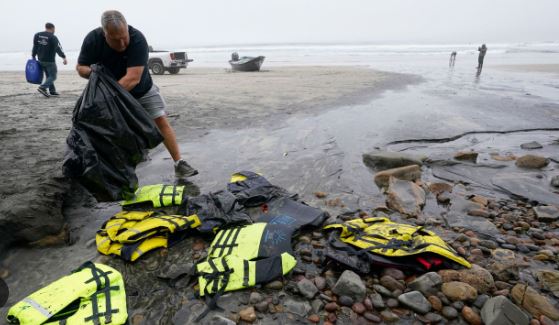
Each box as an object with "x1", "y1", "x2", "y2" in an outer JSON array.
[{"x1": 1, "y1": 0, "x2": 558, "y2": 52}]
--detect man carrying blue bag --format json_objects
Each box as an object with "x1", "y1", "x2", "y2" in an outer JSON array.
[{"x1": 31, "y1": 22, "x2": 67, "y2": 97}]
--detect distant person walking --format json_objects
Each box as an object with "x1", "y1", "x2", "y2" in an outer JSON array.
[
  {"x1": 32, "y1": 22, "x2": 67, "y2": 97},
  {"x1": 449, "y1": 51, "x2": 457, "y2": 67},
  {"x1": 76, "y1": 10, "x2": 198, "y2": 179},
  {"x1": 477, "y1": 44, "x2": 487, "y2": 70}
]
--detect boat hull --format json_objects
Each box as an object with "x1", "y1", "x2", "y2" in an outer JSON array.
[{"x1": 229, "y1": 56, "x2": 265, "y2": 72}]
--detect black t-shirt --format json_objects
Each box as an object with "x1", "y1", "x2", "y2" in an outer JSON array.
[{"x1": 78, "y1": 25, "x2": 152, "y2": 98}]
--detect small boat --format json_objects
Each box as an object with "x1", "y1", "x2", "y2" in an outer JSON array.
[{"x1": 229, "y1": 52, "x2": 265, "y2": 72}]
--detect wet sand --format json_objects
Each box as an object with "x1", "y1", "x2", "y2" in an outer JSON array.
[{"x1": 495, "y1": 63, "x2": 559, "y2": 74}]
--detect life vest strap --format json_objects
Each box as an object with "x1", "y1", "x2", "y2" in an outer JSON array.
[
  {"x1": 159, "y1": 185, "x2": 180, "y2": 207},
  {"x1": 242, "y1": 260, "x2": 249, "y2": 287}
]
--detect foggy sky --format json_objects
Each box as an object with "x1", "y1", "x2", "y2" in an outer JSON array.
[{"x1": 1, "y1": 0, "x2": 558, "y2": 52}]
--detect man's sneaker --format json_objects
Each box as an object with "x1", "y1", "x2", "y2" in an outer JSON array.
[
  {"x1": 49, "y1": 91, "x2": 60, "y2": 97},
  {"x1": 37, "y1": 87, "x2": 50, "y2": 97},
  {"x1": 174, "y1": 159, "x2": 198, "y2": 178}
]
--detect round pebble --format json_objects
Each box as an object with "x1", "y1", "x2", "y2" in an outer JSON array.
[{"x1": 442, "y1": 306, "x2": 458, "y2": 319}]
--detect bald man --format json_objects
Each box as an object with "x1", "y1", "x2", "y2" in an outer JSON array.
[{"x1": 76, "y1": 10, "x2": 198, "y2": 179}]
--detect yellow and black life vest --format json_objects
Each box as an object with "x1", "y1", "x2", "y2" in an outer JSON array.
[
  {"x1": 121, "y1": 184, "x2": 184, "y2": 208},
  {"x1": 7, "y1": 262, "x2": 127, "y2": 325},
  {"x1": 96, "y1": 210, "x2": 200, "y2": 262},
  {"x1": 195, "y1": 223, "x2": 297, "y2": 320},
  {"x1": 324, "y1": 217, "x2": 471, "y2": 268},
  {"x1": 197, "y1": 252, "x2": 296, "y2": 296}
]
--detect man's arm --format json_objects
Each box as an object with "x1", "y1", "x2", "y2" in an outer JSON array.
[
  {"x1": 76, "y1": 64, "x2": 92, "y2": 79},
  {"x1": 31, "y1": 34, "x2": 38, "y2": 59},
  {"x1": 118, "y1": 66, "x2": 144, "y2": 91},
  {"x1": 54, "y1": 36, "x2": 67, "y2": 65}
]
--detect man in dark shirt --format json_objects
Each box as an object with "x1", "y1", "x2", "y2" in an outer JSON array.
[
  {"x1": 477, "y1": 44, "x2": 487, "y2": 70},
  {"x1": 76, "y1": 10, "x2": 198, "y2": 179},
  {"x1": 32, "y1": 22, "x2": 67, "y2": 97}
]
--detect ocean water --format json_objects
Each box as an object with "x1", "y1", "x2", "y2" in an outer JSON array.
[{"x1": 2, "y1": 42, "x2": 559, "y2": 71}]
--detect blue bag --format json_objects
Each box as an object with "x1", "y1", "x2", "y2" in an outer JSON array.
[{"x1": 25, "y1": 59, "x2": 43, "y2": 84}]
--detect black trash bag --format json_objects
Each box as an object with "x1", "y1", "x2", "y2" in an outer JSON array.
[{"x1": 63, "y1": 65, "x2": 163, "y2": 201}]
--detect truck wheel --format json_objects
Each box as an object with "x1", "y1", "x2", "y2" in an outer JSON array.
[
  {"x1": 168, "y1": 67, "x2": 180, "y2": 74},
  {"x1": 151, "y1": 62, "x2": 165, "y2": 75}
]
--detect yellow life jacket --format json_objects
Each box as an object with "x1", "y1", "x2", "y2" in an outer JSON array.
[
  {"x1": 121, "y1": 184, "x2": 184, "y2": 208},
  {"x1": 324, "y1": 217, "x2": 471, "y2": 268},
  {"x1": 196, "y1": 223, "x2": 296, "y2": 297},
  {"x1": 197, "y1": 252, "x2": 296, "y2": 296},
  {"x1": 7, "y1": 262, "x2": 127, "y2": 325},
  {"x1": 96, "y1": 211, "x2": 201, "y2": 262}
]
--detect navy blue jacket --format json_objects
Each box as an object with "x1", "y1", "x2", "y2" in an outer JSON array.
[{"x1": 32, "y1": 31, "x2": 66, "y2": 62}]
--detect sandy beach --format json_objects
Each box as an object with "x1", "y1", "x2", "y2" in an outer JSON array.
[{"x1": 1, "y1": 60, "x2": 559, "y2": 324}]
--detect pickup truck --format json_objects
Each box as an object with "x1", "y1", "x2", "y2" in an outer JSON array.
[{"x1": 148, "y1": 46, "x2": 193, "y2": 75}]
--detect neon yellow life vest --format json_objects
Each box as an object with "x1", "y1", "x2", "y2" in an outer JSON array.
[
  {"x1": 121, "y1": 184, "x2": 184, "y2": 208},
  {"x1": 197, "y1": 252, "x2": 296, "y2": 296},
  {"x1": 96, "y1": 210, "x2": 201, "y2": 262},
  {"x1": 7, "y1": 262, "x2": 127, "y2": 325},
  {"x1": 324, "y1": 217, "x2": 471, "y2": 268},
  {"x1": 196, "y1": 223, "x2": 297, "y2": 297}
]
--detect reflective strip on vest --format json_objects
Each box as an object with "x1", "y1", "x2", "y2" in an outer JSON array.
[{"x1": 22, "y1": 297, "x2": 52, "y2": 318}]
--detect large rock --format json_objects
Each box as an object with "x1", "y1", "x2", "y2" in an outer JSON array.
[
  {"x1": 515, "y1": 154, "x2": 549, "y2": 169},
  {"x1": 0, "y1": 176, "x2": 69, "y2": 253},
  {"x1": 511, "y1": 284, "x2": 559, "y2": 320},
  {"x1": 534, "y1": 206, "x2": 559, "y2": 223},
  {"x1": 332, "y1": 270, "x2": 366, "y2": 302},
  {"x1": 363, "y1": 151, "x2": 424, "y2": 171},
  {"x1": 536, "y1": 269, "x2": 559, "y2": 298},
  {"x1": 521, "y1": 141, "x2": 543, "y2": 150},
  {"x1": 481, "y1": 296, "x2": 529, "y2": 325},
  {"x1": 487, "y1": 249, "x2": 520, "y2": 282},
  {"x1": 492, "y1": 173, "x2": 558, "y2": 206},
  {"x1": 297, "y1": 278, "x2": 318, "y2": 299},
  {"x1": 456, "y1": 265, "x2": 495, "y2": 294},
  {"x1": 374, "y1": 165, "x2": 422, "y2": 189},
  {"x1": 444, "y1": 196, "x2": 500, "y2": 235},
  {"x1": 454, "y1": 151, "x2": 478, "y2": 162},
  {"x1": 408, "y1": 272, "x2": 442, "y2": 296},
  {"x1": 397, "y1": 291, "x2": 432, "y2": 314},
  {"x1": 283, "y1": 297, "x2": 312, "y2": 317},
  {"x1": 441, "y1": 282, "x2": 478, "y2": 302},
  {"x1": 385, "y1": 177, "x2": 426, "y2": 216}
]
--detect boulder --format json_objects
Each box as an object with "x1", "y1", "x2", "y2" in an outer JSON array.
[
  {"x1": 456, "y1": 264, "x2": 495, "y2": 294},
  {"x1": 534, "y1": 206, "x2": 559, "y2": 223},
  {"x1": 374, "y1": 165, "x2": 422, "y2": 189},
  {"x1": 408, "y1": 272, "x2": 442, "y2": 296},
  {"x1": 515, "y1": 154, "x2": 549, "y2": 169},
  {"x1": 0, "y1": 177, "x2": 69, "y2": 253},
  {"x1": 397, "y1": 291, "x2": 432, "y2": 314},
  {"x1": 511, "y1": 284, "x2": 559, "y2": 320},
  {"x1": 454, "y1": 151, "x2": 478, "y2": 162},
  {"x1": 297, "y1": 278, "x2": 318, "y2": 299},
  {"x1": 536, "y1": 269, "x2": 559, "y2": 298},
  {"x1": 481, "y1": 296, "x2": 530, "y2": 325},
  {"x1": 487, "y1": 249, "x2": 521, "y2": 282},
  {"x1": 363, "y1": 151, "x2": 425, "y2": 171},
  {"x1": 332, "y1": 270, "x2": 366, "y2": 302},
  {"x1": 385, "y1": 177, "x2": 426, "y2": 216},
  {"x1": 441, "y1": 282, "x2": 478, "y2": 302},
  {"x1": 521, "y1": 141, "x2": 543, "y2": 150}
]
